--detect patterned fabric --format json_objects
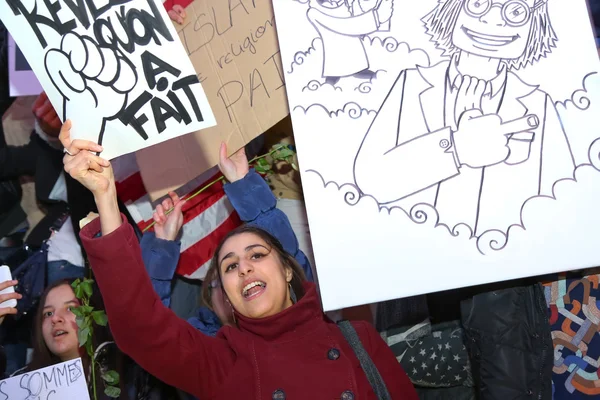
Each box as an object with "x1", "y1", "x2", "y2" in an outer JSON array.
[
  {"x1": 112, "y1": 154, "x2": 241, "y2": 280},
  {"x1": 384, "y1": 320, "x2": 472, "y2": 388},
  {"x1": 545, "y1": 274, "x2": 600, "y2": 397}
]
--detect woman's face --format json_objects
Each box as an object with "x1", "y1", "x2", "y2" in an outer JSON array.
[
  {"x1": 41, "y1": 285, "x2": 81, "y2": 361},
  {"x1": 218, "y1": 232, "x2": 293, "y2": 319}
]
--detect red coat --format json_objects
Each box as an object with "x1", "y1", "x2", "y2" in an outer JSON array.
[{"x1": 80, "y1": 215, "x2": 418, "y2": 399}]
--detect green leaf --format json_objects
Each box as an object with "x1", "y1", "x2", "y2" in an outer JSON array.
[
  {"x1": 256, "y1": 158, "x2": 270, "y2": 168},
  {"x1": 74, "y1": 284, "x2": 84, "y2": 299},
  {"x1": 104, "y1": 386, "x2": 121, "y2": 398},
  {"x1": 92, "y1": 310, "x2": 108, "y2": 326},
  {"x1": 71, "y1": 279, "x2": 81, "y2": 289},
  {"x1": 83, "y1": 278, "x2": 95, "y2": 285},
  {"x1": 71, "y1": 306, "x2": 85, "y2": 318},
  {"x1": 85, "y1": 340, "x2": 93, "y2": 357},
  {"x1": 102, "y1": 370, "x2": 120, "y2": 385},
  {"x1": 75, "y1": 315, "x2": 86, "y2": 330},
  {"x1": 273, "y1": 147, "x2": 294, "y2": 160},
  {"x1": 82, "y1": 281, "x2": 93, "y2": 297},
  {"x1": 77, "y1": 327, "x2": 90, "y2": 347},
  {"x1": 254, "y1": 164, "x2": 268, "y2": 174},
  {"x1": 81, "y1": 305, "x2": 94, "y2": 314}
]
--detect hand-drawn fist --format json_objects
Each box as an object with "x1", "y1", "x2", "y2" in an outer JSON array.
[
  {"x1": 375, "y1": 0, "x2": 393, "y2": 24},
  {"x1": 453, "y1": 110, "x2": 539, "y2": 168},
  {"x1": 44, "y1": 32, "x2": 138, "y2": 144}
]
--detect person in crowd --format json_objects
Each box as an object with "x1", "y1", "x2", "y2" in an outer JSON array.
[
  {"x1": 147, "y1": 141, "x2": 313, "y2": 336},
  {"x1": 0, "y1": 279, "x2": 21, "y2": 325},
  {"x1": 59, "y1": 120, "x2": 418, "y2": 399},
  {"x1": 10, "y1": 201, "x2": 187, "y2": 398}
]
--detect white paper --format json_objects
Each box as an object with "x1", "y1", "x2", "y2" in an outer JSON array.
[
  {"x1": 8, "y1": 35, "x2": 43, "y2": 97},
  {"x1": 272, "y1": 0, "x2": 600, "y2": 311},
  {"x1": 0, "y1": 0, "x2": 216, "y2": 159},
  {"x1": 0, "y1": 358, "x2": 90, "y2": 399}
]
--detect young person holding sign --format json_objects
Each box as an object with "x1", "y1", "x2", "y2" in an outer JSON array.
[{"x1": 59, "y1": 120, "x2": 418, "y2": 400}]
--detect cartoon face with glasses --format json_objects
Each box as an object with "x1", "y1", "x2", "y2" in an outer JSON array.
[{"x1": 453, "y1": 0, "x2": 545, "y2": 61}]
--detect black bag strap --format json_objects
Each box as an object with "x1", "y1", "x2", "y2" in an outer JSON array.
[{"x1": 337, "y1": 320, "x2": 392, "y2": 400}]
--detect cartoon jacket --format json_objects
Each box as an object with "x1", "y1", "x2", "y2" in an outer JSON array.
[{"x1": 354, "y1": 59, "x2": 575, "y2": 235}]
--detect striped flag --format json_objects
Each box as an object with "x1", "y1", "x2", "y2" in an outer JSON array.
[{"x1": 112, "y1": 154, "x2": 241, "y2": 280}]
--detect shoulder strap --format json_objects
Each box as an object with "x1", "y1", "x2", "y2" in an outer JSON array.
[{"x1": 337, "y1": 320, "x2": 392, "y2": 400}]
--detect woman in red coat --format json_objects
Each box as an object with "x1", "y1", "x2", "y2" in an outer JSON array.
[{"x1": 59, "y1": 121, "x2": 418, "y2": 400}]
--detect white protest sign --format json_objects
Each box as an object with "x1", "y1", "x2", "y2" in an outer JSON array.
[
  {"x1": 272, "y1": 0, "x2": 600, "y2": 311},
  {"x1": 0, "y1": 0, "x2": 216, "y2": 159},
  {"x1": 0, "y1": 358, "x2": 90, "y2": 399}
]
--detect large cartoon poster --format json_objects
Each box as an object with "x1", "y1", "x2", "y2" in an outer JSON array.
[
  {"x1": 0, "y1": 0, "x2": 216, "y2": 159},
  {"x1": 271, "y1": 0, "x2": 600, "y2": 311}
]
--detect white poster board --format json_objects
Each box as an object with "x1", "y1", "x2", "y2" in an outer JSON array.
[
  {"x1": 272, "y1": 0, "x2": 600, "y2": 311},
  {"x1": 8, "y1": 35, "x2": 43, "y2": 97},
  {"x1": 0, "y1": 358, "x2": 90, "y2": 399},
  {"x1": 0, "y1": 0, "x2": 216, "y2": 159}
]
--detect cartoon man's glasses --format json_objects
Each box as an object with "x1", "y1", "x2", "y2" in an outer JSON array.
[{"x1": 464, "y1": 0, "x2": 545, "y2": 27}]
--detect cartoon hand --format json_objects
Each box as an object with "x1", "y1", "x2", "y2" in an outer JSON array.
[
  {"x1": 168, "y1": 4, "x2": 186, "y2": 24},
  {"x1": 453, "y1": 110, "x2": 539, "y2": 168},
  {"x1": 454, "y1": 75, "x2": 486, "y2": 123},
  {"x1": 375, "y1": 0, "x2": 393, "y2": 25},
  {"x1": 44, "y1": 32, "x2": 138, "y2": 145}
]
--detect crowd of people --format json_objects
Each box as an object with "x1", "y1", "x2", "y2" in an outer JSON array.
[{"x1": 1, "y1": 0, "x2": 600, "y2": 399}]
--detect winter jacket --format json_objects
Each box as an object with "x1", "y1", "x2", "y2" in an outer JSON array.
[
  {"x1": 80, "y1": 215, "x2": 418, "y2": 399},
  {"x1": 143, "y1": 169, "x2": 315, "y2": 336},
  {"x1": 460, "y1": 283, "x2": 552, "y2": 399}
]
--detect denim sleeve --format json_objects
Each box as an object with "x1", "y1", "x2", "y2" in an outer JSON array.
[
  {"x1": 223, "y1": 169, "x2": 314, "y2": 282},
  {"x1": 140, "y1": 232, "x2": 181, "y2": 308}
]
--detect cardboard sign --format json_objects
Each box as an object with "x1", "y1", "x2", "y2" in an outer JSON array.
[
  {"x1": 135, "y1": 0, "x2": 289, "y2": 199},
  {"x1": 0, "y1": 0, "x2": 216, "y2": 160},
  {"x1": 8, "y1": 35, "x2": 43, "y2": 97},
  {"x1": 0, "y1": 358, "x2": 90, "y2": 399},
  {"x1": 272, "y1": 0, "x2": 600, "y2": 311}
]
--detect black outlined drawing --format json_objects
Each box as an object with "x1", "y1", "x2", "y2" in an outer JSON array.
[
  {"x1": 45, "y1": 32, "x2": 138, "y2": 146},
  {"x1": 306, "y1": 0, "x2": 394, "y2": 85},
  {"x1": 349, "y1": 0, "x2": 579, "y2": 247},
  {"x1": 2, "y1": 0, "x2": 215, "y2": 160}
]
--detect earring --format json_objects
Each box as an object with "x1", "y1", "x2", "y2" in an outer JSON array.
[
  {"x1": 289, "y1": 283, "x2": 297, "y2": 304},
  {"x1": 230, "y1": 305, "x2": 237, "y2": 325}
]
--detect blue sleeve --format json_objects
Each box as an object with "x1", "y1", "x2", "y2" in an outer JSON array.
[
  {"x1": 223, "y1": 169, "x2": 314, "y2": 282},
  {"x1": 140, "y1": 232, "x2": 181, "y2": 308}
]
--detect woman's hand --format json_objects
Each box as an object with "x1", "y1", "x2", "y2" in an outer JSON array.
[
  {"x1": 0, "y1": 280, "x2": 22, "y2": 325},
  {"x1": 153, "y1": 191, "x2": 185, "y2": 241},
  {"x1": 168, "y1": 4, "x2": 186, "y2": 24},
  {"x1": 59, "y1": 120, "x2": 114, "y2": 197},
  {"x1": 60, "y1": 120, "x2": 121, "y2": 235},
  {"x1": 218, "y1": 142, "x2": 249, "y2": 183}
]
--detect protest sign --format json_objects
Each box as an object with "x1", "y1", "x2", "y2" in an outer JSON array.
[
  {"x1": 0, "y1": 358, "x2": 89, "y2": 399},
  {"x1": 135, "y1": 0, "x2": 289, "y2": 199},
  {"x1": 0, "y1": 0, "x2": 216, "y2": 160},
  {"x1": 272, "y1": 0, "x2": 600, "y2": 311}
]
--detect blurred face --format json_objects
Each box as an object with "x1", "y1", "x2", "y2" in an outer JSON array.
[
  {"x1": 452, "y1": 0, "x2": 535, "y2": 59},
  {"x1": 218, "y1": 233, "x2": 293, "y2": 319},
  {"x1": 42, "y1": 285, "x2": 81, "y2": 361}
]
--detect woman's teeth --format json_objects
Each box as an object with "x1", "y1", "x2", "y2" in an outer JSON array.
[{"x1": 242, "y1": 281, "x2": 266, "y2": 298}]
